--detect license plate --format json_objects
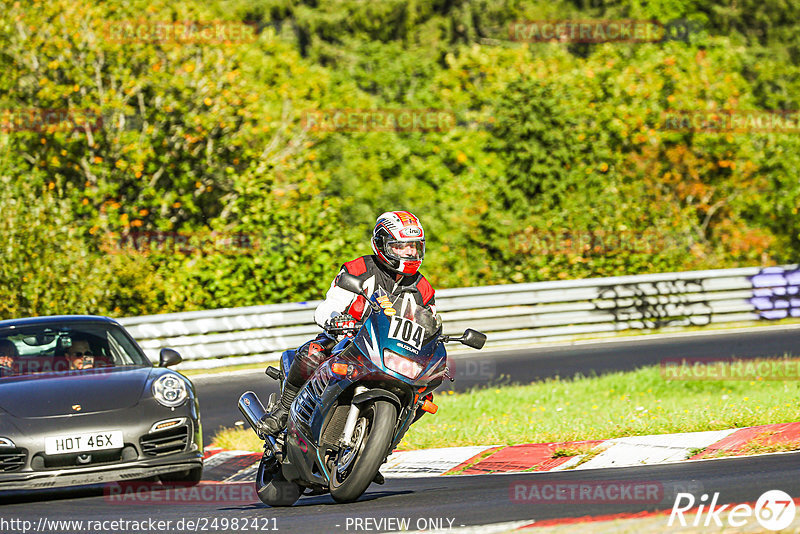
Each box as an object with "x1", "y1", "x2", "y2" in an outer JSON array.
[{"x1": 45, "y1": 430, "x2": 124, "y2": 455}]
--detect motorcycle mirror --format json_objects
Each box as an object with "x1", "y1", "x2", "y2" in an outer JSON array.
[
  {"x1": 460, "y1": 329, "x2": 487, "y2": 350},
  {"x1": 337, "y1": 272, "x2": 382, "y2": 312},
  {"x1": 337, "y1": 272, "x2": 365, "y2": 295}
]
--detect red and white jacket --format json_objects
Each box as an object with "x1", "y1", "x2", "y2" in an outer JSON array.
[{"x1": 314, "y1": 255, "x2": 436, "y2": 328}]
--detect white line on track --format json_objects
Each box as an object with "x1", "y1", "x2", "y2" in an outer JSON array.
[{"x1": 383, "y1": 520, "x2": 535, "y2": 533}]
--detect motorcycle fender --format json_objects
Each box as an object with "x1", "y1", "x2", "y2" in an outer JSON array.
[{"x1": 352, "y1": 388, "x2": 402, "y2": 411}]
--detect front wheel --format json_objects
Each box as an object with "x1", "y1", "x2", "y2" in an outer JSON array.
[
  {"x1": 329, "y1": 400, "x2": 397, "y2": 503},
  {"x1": 256, "y1": 455, "x2": 301, "y2": 507}
]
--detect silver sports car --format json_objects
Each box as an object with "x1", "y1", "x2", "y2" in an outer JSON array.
[{"x1": 0, "y1": 315, "x2": 202, "y2": 490}]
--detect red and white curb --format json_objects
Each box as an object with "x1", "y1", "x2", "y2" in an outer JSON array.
[
  {"x1": 202, "y1": 447, "x2": 261, "y2": 482},
  {"x1": 202, "y1": 422, "x2": 800, "y2": 482},
  {"x1": 446, "y1": 422, "x2": 800, "y2": 475},
  {"x1": 381, "y1": 446, "x2": 497, "y2": 477}
]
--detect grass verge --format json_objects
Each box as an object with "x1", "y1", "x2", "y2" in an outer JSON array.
[
  {"x1": 210, "y1": 358, "x2": 800, "y2": 452},
  {"x1": 565, "y1": 448, "x2": 604, "y2": 469},
  {"x1": 212, "y1": 425, "x2": 263, "y2": 451}
]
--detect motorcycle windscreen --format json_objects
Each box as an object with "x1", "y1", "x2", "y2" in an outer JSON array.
[{"x1": 358, "y1": 288, "x2": 445, "y2": 382}]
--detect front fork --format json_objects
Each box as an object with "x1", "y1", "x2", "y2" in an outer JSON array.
[{"x1": 339, "y1": 385, "x2": 368, "y2": 447}]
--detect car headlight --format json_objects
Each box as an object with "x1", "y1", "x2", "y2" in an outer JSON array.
[
  {"x1": 383, "y1": 349, "x2": 423, "y2": 379},
  {"x1": 0, "y1": 437, "x2": 15, "y2": 448},
  {"x1": 152, "y1": 373, "x2": 188, "y2": 408}
]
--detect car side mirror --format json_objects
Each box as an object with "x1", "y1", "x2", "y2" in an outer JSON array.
[
  {"x1": 159, "y1": 348, "x2": 182, "y2": 367},
  {"x1": 460, "y1": 329, "x2": 487, "y2": 350}
]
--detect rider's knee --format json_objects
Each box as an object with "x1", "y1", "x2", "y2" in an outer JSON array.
[{"x1": 292, "y1": 334, "x2": 337, "y2": 382}]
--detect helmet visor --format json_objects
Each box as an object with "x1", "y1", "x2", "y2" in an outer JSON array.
[{"x1": 386, "y1": 240, "x2": 425, "y2": 261}]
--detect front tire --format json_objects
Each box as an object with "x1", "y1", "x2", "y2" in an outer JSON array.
[
  {"x1": 329, "y1": 400, "x2": 396, "y2": 503},
  {"x1": 256, "y1": 456, "x2": 301, "y2": 507}
]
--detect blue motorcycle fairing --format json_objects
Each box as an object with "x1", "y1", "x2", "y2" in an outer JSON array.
[
  {"x1": 280, "y1": 349, "x2": 295, "y2": 380},
  {"x1": 351, "y1": 293, "x2": 447, "y2": 387},
  {"x1": 331, "y1": 337, "x2": 350, "y2": 356}
]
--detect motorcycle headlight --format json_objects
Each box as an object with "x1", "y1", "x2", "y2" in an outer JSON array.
[
  {"x1": 152, "y1": 373, "x2": 188, "y2": 408},
  {"x1": 383, "y1": 349, "x2": 423, "y2": 379}
]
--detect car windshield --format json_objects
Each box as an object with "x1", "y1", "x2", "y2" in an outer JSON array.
[{"x1": 0, "y1": 321, "x2": 150, "y2": 377}]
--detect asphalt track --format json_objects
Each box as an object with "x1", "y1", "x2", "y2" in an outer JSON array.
[
  {"x1": 195, "y1": 326, "x2": 800, "y2": 445},
  {"x1": 3, "y1": 452, "x2": 800, "y2": 532}
]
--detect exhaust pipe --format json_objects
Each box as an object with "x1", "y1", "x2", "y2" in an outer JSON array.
[{"x1": 238, "y1": 391, "x2": 268, "y2": 435}]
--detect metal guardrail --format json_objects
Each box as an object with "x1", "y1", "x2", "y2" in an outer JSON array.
[{"x1": 117, "y1": 265, "x2": 800, "y2": 368}]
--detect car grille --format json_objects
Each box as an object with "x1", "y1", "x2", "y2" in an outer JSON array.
[
  {"x1": 0, "y1": 449, "x2": 26, "y2": 472},
  {"x1": 293, "y1": 368, "x2": 330, "y2": 432},
  {"x1": 140, "y1": 425, "x2": 189, "y2": 457},
  {"x1": 37, "y1": 447, "x2": 130, "y2": 470}
]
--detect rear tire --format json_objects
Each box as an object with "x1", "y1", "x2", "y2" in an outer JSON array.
[
  {"x1": 256, "y1": 456, "x2": 301, "y2": 507},
  {"x1": 329, "y1": 400, "x2": 396, "y2": 503}
]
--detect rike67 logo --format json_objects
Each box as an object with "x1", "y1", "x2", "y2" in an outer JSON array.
[{"x1": 669, "y1": 490, "x2": 796, "y2": 531}]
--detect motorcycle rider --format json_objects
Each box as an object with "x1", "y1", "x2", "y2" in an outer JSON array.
[{"x1": 258, "y1": 210, "x2": 436, "y2": 435}]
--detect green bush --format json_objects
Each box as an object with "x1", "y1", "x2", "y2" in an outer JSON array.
[{"x1": 0, "y1": 0, "x2": 798, "y2": 318}]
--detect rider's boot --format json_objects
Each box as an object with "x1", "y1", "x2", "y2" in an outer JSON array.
[
  {"x1": 258, "y1": 382, "x2": 302, "y2": 435},
  {"x1": 258, "y1": 333, "x2": 336, "y2": 435}
]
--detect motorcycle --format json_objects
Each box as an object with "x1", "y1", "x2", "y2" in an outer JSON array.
[{"x1": 237, "y1": 272, "x2": 486, "y2": 505}]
